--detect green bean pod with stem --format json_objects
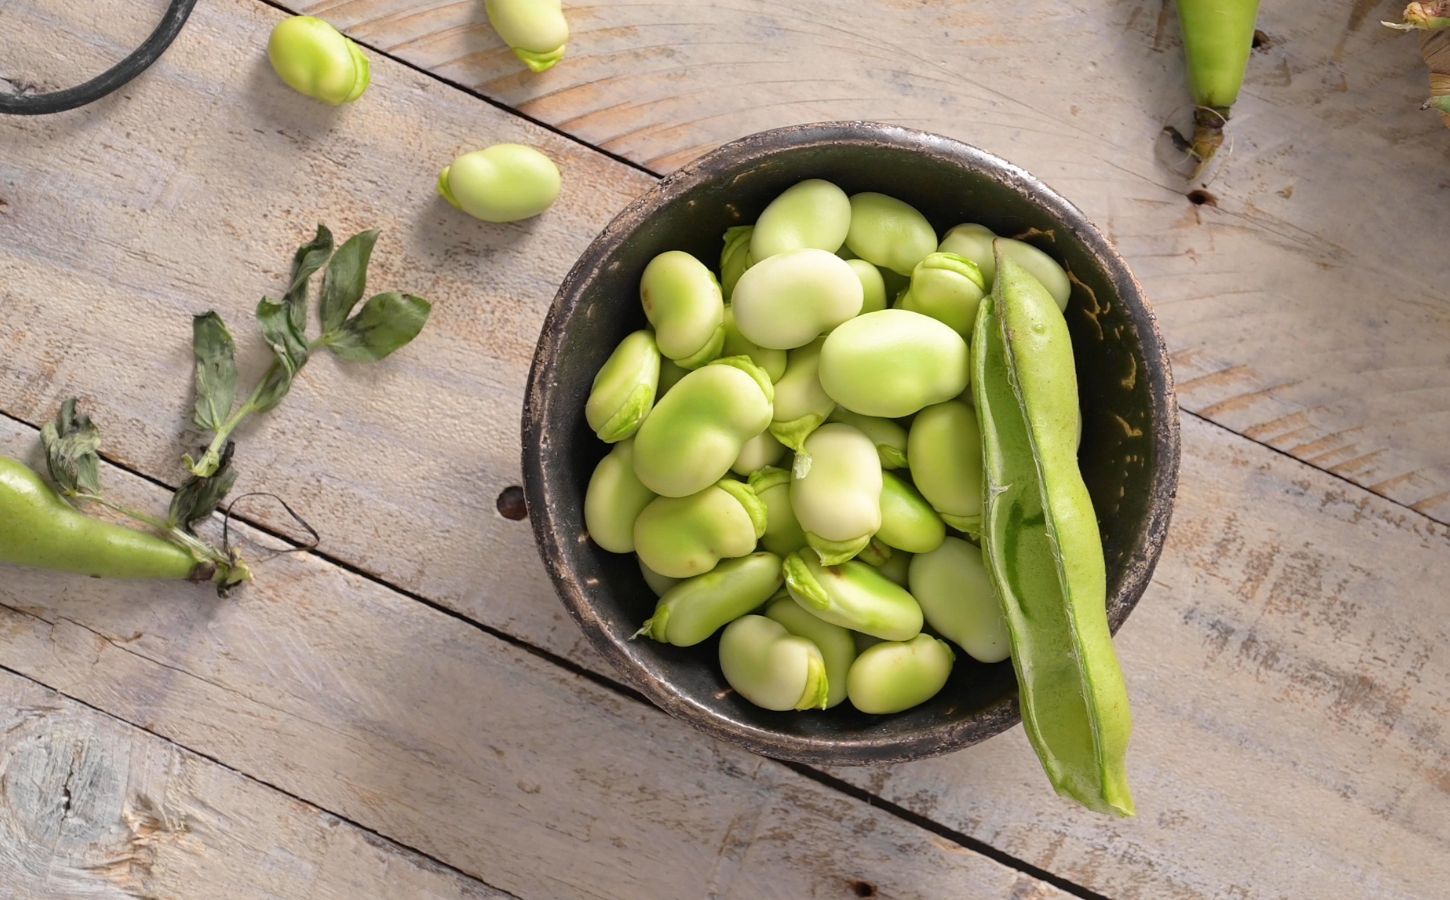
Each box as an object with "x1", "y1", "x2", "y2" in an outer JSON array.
[{"x1": 1173, "y1": 0, "x2": 1261, "y2": 176}]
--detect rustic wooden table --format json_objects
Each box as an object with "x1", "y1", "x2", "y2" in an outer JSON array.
[{"x1": 2, "y1": 1, "x2": 1447, "y2": 897}]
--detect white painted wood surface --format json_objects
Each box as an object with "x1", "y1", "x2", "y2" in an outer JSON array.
[
  {"x1": 294, "y1": 0, "x2": 1450, "y2": 523},
  {"x1": 1, "y1": 0, "x2": 1447, "y2": 897},
  {"x1": 0, "y1": 670, "x2": 510, "y2": 900}
]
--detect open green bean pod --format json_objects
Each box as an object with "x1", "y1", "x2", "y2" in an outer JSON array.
[{"x1": 973, "y1": 252, "x2": 1132, "y2": 816}]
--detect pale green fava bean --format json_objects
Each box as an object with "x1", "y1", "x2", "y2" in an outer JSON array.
[
  {"x1": 769, "y1": 338, "x2": 835, "y2": 452},
  {"x1": 584, "y1": 329, "x2": 660, "y2": 442},
  {"x1": 632, "y1": 357, "x2": 773, "y2": 497},
  {"x1": 438, "y1": 144, "x2": 561, "y2": 223},
  {"x1": 720, "y1": 226, "x2": 755, "y2": 300},
  {"x1": 938, "y1": 223, "x2": 998, "y2": 283},
  {"x1": 267, "y1": 16, "x2": 370, "y2": 106},
  {"x1": 907, "y1": 400, "x2": 984, "y2": 536},
  {"x1": 765, "y1": 594, "x2": 857, "y2": 708},
  {"x1": 877, "y1": 471, "x2": 946, "y2": 554},
  {"x1": 868, "y1": 549, "x2": 912, "y2": 587},
  {"x1": 749, "y1": 179, "x2": 852, "y2": 260},
  {"x1": 633, "y1": 479, "x2": 766, "y2": 578},
  {"x1": 748, "y1": 467, "x2": 808, "y2": 558},
  {"x1": 484, "y1": 0, "x2": 568, "y2": 72},
  {"x1": 732, "y1": 429, "x2": 786, "y2": 477},
  {"x1": 791, "y1": 424, "x2": 882, "y2": 565},
  {"x1": 657, "y1": 358, "x2": 687, "y2": 396},
  {"x1": 827, "y1": 408, "x2": 908, "y2": 469},
  {"x1": 844, "y1": 192, "x2": 938, "y2": 276},
  {"x1": 897, "y1": 251, "x2": 987, "y2": 337},
  {"x1": 639, "y1": 557, "x2": 681, "y2": 597},
  {"x1": 783, "y1": 552, "x2": 922, "y2": 641},
  {"x1": 847, "y1": 259, "x2": 888, "y2": 314},
  {"x1": 908, "y1": 537, "x2": 1010, "y2": 663},
  {"x1": 722, "y1": 305, "x2": 786, "y2": 382},
  {"x1": 731, "y1": 249, "x2": 863, "y2": 350},
  {"x1": 996, "y1": 238, "x2": 1071, "y2": 311},
  {"x1": 846, "y1": 634, "x2": 954, "y2": 714},
  {"x1": 584, "y1": 440, "x2": 656, "y2": 553},
  {"x1": 641, "y1": 251, "x2": 726, "y2": 368},
  {"x1": 638, "y1": 552, "x2": 782, "y2": 646},
  {"x1": 719, "y1": 615, "x2": 829, "y2": 711},
  {"x1": 818, "y1": 309, "x2": 969, "y2": 418}
]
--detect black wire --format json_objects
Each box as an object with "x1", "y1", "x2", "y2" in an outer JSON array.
[{"x1": 0, "y1": 0, "x2": 198, "y2": 116}]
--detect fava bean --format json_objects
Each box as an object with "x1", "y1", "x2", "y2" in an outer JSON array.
[
  {"x1": 584, "y1": 440, "x2": 656, "y2": 553},
  {"x1": 267, "y1": 16, "x2": 370, "y2": 106},
  {"x1": 907, "y1": 399, "x2": 983, "y2": 535},
  {"x1": 638, "y1": 552, "x2": 782, "y2": 646},
  {"x1": 720, "y1": 226, "x2": 755, "y2": 300},
  {"x1": 877, "y1": 471, "x2": 946, "y2": 554},
  {"x1": 855, "y1": 536, "x2": 894, "y2": 568},
  {"x1": 584, "y1": 330, "x2": 660, "y2": 443},
  {"x1": 974, "y1": 254, "x2": 1131, "y2": 815},
  {"x1": 633, "y1": 479, "x2": 766, "y2": 578},
  {"x1": 827, "y1": 408, "x2": 908, "y2": 469},
  {"x1": 641, "y1": 250, "x2": 725, "y2": 368},
  {"x1": 748, "y1": 467, "x2": 808, "y2": 558},
  {"x1": 732, "y1": 429, "x2": 787, "y2": 477},
  {"x1": 769, "y1": 338, "x2": 836, "y2": 452},
  {"x1": 791, "y1": 424, "x2": 882, "y2": 565},
  {"x1": 844, "y1": 193, "x2": 937, "y2": 276},
  {"x1": 722, "y1": 305, "x2": 786, "y2": 382},
  {"x1": 484, "y1": 0, "x2": 568, "y2": 72},
  {"x1": 438, "y1": 144, "x2": 561, "y2": 223},
  {"x1": 765, "y1": 593, "x2": 856, "y2": 708},
  {"x1": 818, "y1": 309, "x2": 969, "y2": 418},
  {"x1": 847, "y1": 259, "x2": 888, "y2": 314},
  {"x1": 731, "y1": 249, "x2": 863, "y2": 350},
  {"x1": 782, "y1": 551, "x2": 922, "y2": 641},
  {"x1": 719, "y1": 615, "x2": 829, "y2": 711},
  {"x1": 908, "y1": 537, "x2": 1009, "y2": 663},
  {"x1": 639, "y1": 557, "x2": 681, "y2": 597},
  {"x1": 750, "y1": 179, "x2": 852, "y2": 260},
  {"x1": 632, "y1": 357, "x2": 773, "y2": 497},
  {"x1": 846, "y1": 634, "x2": 954, "y2": 714},
  {"x1": 897, "y1": 251, "x2": 987, "y2": 337},
  {"x1": 938, "y1": 223, "x2": 997, "y2": 283}
]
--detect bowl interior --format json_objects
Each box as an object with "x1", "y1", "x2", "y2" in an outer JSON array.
[{"x1": 523, "y1": 124, "x2": 1177, "y2": 764}]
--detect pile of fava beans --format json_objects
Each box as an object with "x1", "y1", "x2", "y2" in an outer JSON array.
[{"x1": 582, "y1": 179, "x2": 1076, "y2": 716}]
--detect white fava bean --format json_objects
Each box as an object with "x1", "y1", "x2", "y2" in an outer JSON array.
[
  {"x1": 765, "y1": 594, "x2": 857, "y2": 708},
  {"x1": 750, "y1": 179, "x2": 852, "y2": 260},
  {"x1": 719, "y1": 615, "x2": 830, "y2": 711},
  {"x1": 818, "y1": 309, "x2": 969, "y2": 418},
  {"x1": 731, "y1": 249, "x2": 863, "y2": 350},
  {"x1": 908, "y1": 537, "x2": 1010, "y2": 663},
  {"x1": 790, "y1": 424, "x2": 882, "y2": 566}
]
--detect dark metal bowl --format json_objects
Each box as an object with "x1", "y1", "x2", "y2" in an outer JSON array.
[{"x1": 522, "y1": 122, "x2": 1179, "y2": 765}]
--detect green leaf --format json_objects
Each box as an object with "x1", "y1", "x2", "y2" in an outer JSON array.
[
  {"x1": 324, "y1": 292, "x2": 432, "y2": 362},
  {"x1": 191, "y1": 312, "x2": 238, "y2": 433},
  {"x1": 40, "y1": 398, "x2": 102, "y2": 496},
  {"x1": 169, "y1": 441, "x2": 238, "y2": 533},
  {"x1": 320, "y1": 229, "x2": 379, "y2": 334},
  {"x1": 253, "y1": 298, "x2": 311, "y2": 413},
  {"x1": 283, "y1": 224, "x2": 334, "y2": 333}
]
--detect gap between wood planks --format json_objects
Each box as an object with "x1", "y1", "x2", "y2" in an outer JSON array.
[
  {"x1": 0, "y1": 658, "x2": 522, "y2": 900},
  {"x1": 0, "y1": 407, "x2": 1100, "y2": 900},
  {"x1": 253, "y1": 0, "x2": 1449, "y2": 531}
]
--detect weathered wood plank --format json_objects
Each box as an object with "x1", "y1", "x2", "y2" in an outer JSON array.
[
  {"x1": 291, "y1": 0, "x2": 1450, "y2": 521},
  {"x1": 0, "y1": 669, "x2": 510, "y2": 900},
  {"x1": 0, "y1": 417, "x2": 1068, "y2": 900}
]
